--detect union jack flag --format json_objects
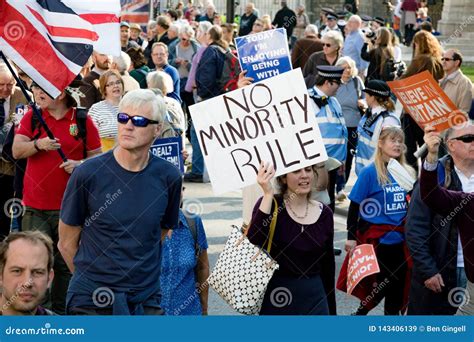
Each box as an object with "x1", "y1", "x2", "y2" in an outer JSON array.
[{"x1": 0, "y1": 0, "x2": 120, "y2": 98}]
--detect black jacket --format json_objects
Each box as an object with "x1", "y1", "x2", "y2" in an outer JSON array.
[
  {"x1": 272, "y1": 6, "x2": 296, "y2": 37},
  {"x1": 405, "y1": 155, "x2": 464, "y2": 315}
]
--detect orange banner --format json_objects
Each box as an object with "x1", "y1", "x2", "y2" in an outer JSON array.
[
  {"x1": 347, "y1": 244, "x2": 380, "y2": 294},
  {"x1": 387, "y1": 71, "x2": 467, "y2": 132}
]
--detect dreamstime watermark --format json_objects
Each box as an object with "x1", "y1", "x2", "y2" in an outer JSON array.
[
  {"x1": 361, "y1": 278, "x2": 390, "y2": 307},
  {"x1": 448, "y1": 287, "x2": 470, "y2": 308},
  {"x1": 440, "y1": 193, "x2": 473, "y2": 227},
  {"x1": 440, "y1": 15, "x2": 474, "y2": 46},
  {"x1": 5, "y1": 323, "x2": 85, "y2": 336},
  {"x1": 3, "y1": 198, "x2": 25, "y2": 219},
  {"x1": 92, "y1": 287, "x2": 115, "y2": 308},
  {"x1": 2, "y1": 279, "x2": 33, "y2": 312},
  {"x1": 84, "y1": 189, "x2": 122, "y2": 227},
  {"x1": 4, "y1": 21, "x2": 26, "y2": 41},
  {"x1": 269, "y1": 286, "x2": 292, "y2": 308},
  {"x1": 182, "y1": 198, "x2": 204, "y2": 219},
  {"x1": 262, "y1": 191, "x2": 299, "y2": 227},
  {"x1": 359, "y1": 198, "x2": 382, "y2": 220},
  {"x1": 172, "y1": 281, "x2": 209, "y2": 315}
]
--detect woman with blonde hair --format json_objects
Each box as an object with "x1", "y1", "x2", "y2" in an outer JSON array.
[
  {"x1": 88, "y1": 70, "x2": 124, "y2": 151},
  {"x1": 147, "y1": 70, "x2": 185, "y2": 140},
  {"x1": 401, "y1": 30, "x2": 444, "y2": 170},
  {"x1": 335, "y1": 56, "x2": 365, "y2": 198},
  {"x1": 344, "y1": 126, "x2": 415, "y2": 315},
  {"x1": 361, "y1": 27, "x2": 395, "y2": 82}
]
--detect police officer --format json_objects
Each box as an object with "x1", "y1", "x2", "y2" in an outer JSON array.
[
  {"x1": 308, "y1": 65, "x2": 347, "y2": 212},
  {"x1": 354, "y1": 80, "x2": 400, "y2": 175}
]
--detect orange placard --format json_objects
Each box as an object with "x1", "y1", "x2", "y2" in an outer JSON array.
[
  {"x1": 387, "y1": 71, "x2": 467, "y2": 132},
  {"x1": 347, "y1": 244, "x2": 380, "y2": 294}
]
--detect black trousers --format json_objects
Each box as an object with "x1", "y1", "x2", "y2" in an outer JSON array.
[
  {"x1": 345, "y1": 127, "x2": 358, "y2": 181},
  {"x1": 402, "y1": 114, "x2": 424, "y2": 172},
  {"x1": 0, "y1": 173, "x2": 14, "y2": 239},
  {"x1": 356, "y1": 242, "x2": 408, "y2": 315},
  {"x1": 181, "y1": 90, "x2": 195, "y2": 142}
]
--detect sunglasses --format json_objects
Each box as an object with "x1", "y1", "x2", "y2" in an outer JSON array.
[
  {"x1": 117, "y1": 112, "x2": 159, "y2": 127},
  {"x1": 450, "y1": 134, "x2": 474, "y2": 143},
  {"x1": 441, "y1": 57, "x2": 456, "y2": 62},
  {"x1": 323, "y1": 43, "x2": 332, "y2": 47}
]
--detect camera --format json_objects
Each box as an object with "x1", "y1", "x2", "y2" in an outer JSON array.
[{"x1": 365, "y1": 31, "x2": 376, "y2": 44}]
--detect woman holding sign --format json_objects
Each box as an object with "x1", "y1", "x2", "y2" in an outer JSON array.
[
  {"x1": 247, "y1": 162, "x2": 336, "y2": 315},
  {"x1": 343, "y1": 126, "x2": 415, "y2": 315}
]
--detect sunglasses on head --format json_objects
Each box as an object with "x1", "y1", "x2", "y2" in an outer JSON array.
[
  {"x1": 450, "y1": 134, "x2": 474, "y2": 143},
  {"x1": 117, "y1": 112, "x2": 159, "y2": 127}
]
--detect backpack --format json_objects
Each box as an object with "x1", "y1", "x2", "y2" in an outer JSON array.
[
  {"x1": 213, "y1": 45, "x2": 241, "y2": 94},
  {"x1": 31, "y1": 107, "x2": 88, "y2": 159}
]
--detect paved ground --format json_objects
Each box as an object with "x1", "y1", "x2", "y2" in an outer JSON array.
[{"x1": 184, "y1": 178, "x2": 384, "y2": 315}]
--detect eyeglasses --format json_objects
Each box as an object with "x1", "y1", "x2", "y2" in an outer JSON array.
[
  {"x1": 152, "y1": 53, "x2": 167, "y2": 57},
  {"x1": 117, "y1": 112, "x2": 160, "y2": 127},
  {"x1": 106, "y1": 80, "x2": 122, "y2": 87},
  {"x1": 441, "y1": 57, "x2": 455, "y2": 62},
  {"x1": 323, "y1": 43, "x2": 332, "y2": 47},
  {"x1": 450, "y1": 134, "x2": 474, "y2": 143}
]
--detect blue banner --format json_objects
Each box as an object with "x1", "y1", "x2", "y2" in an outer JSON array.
[
  {"x1": 0, "y1": 316, "x2": 471, "y2": 341},
  {"x1": 235, "y1": 28, "x2": 292, "y2": 82},
  {"x1": 150, "y1": 136, "x2": 183, "y2": 173}
]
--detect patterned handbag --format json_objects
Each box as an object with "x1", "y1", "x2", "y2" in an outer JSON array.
[{"x1": 207, "y1": 198, "x2": 279, "y2": 315}]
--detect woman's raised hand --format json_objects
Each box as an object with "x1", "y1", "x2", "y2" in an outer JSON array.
[{"x1": 257, "y1": 161, "x2": 275, "y2": 196}]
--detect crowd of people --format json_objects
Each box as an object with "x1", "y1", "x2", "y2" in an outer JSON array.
[{"x1": 0, "y1": 0, "x2": 473, "y2": 317}]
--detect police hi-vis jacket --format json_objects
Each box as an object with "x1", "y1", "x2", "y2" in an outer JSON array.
[
  {"x1": 354, "y1": 105, "x2": 400, "y2": 175},
  {"x1": 309, "y1": 86, "x2": 348, "y2": 162}
]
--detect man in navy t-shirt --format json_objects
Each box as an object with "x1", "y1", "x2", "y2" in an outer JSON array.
[{"x1": 58, "y1": 89, "x2": 182, "y2": 315}]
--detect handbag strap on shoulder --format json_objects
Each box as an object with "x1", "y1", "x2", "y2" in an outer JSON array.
[{"x1": 266, "y1": 198, "x2": 278, "y2": 254}]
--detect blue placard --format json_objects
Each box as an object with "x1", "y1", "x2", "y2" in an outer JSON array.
[
  {"x1": 150, "y1": 136, "x2": 183, "y2": 173},
  {"x1": 235, "y1": 28, "x2": 292, "y2": 82}
]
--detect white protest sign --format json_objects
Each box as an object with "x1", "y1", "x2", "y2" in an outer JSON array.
[{"x1": 189, "y1": 68, "x2": 328, "y2": 195}]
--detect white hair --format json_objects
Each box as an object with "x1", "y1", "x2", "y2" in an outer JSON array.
[
  {"x1": 198, "y1": 21, "x2": 212, "y2": 34},
  {"x1": 322, "y1": 31, "x2": 344, "y2": 49},
  {"x1": 180, "y1": 24, "x2": 195, "y2": 38},
  {"x1": 119, "y1": 89, "x2": 166, "y2": 123},
  {"x1": 304, "y1": 24, "x2": 318, "y2": 36},
  {"x1": 147, "y1": 20, "x2": 157, "y2": 30},
  {"x1": 336, "y1": 56, "x2": 358, "y2": 77},
  {"x1": 112, "y1": 52, "x2": 132, "y2": 74},
  {"x1": 146, "y1": 70, "x2": 174, "y2": 94},
  {"x1": 0, "y1": 62, "x2": 18, "y2": 82},
  {"x1": 169, "y1": 23, "x2": 181, "y2": 34}
]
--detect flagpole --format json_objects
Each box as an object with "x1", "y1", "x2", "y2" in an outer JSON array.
[{"x1": 0, "y1": 51, "x2": 67, "y2": 162}]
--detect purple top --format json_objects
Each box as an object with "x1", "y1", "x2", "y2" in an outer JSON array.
[
  {"x1": 247, "y1": 196, "x2": 335, "y2": 297},
  {"x1": 420, "y1": 166, "x2": 474, "y2": 282},
  {"x1": 185, "y1": 45, "x2": 207, "y2": 93}
]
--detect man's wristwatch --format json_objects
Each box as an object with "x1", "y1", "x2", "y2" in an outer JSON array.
[{"x1": 33, "y1": 139, "x2": 41, "y2": 152}]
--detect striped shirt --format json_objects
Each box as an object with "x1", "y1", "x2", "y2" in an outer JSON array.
[{"x1": 88, "y1": 100, "x2": 119, "y2": 139}]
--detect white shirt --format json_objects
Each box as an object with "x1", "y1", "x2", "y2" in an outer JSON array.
[{"x1": 453, "y1": 166, "x2": 474, "y2": 267}]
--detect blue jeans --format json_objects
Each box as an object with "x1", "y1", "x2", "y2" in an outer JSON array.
[{"x1": 190, "y1": 124, "x2": 204, "y2": 176}]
